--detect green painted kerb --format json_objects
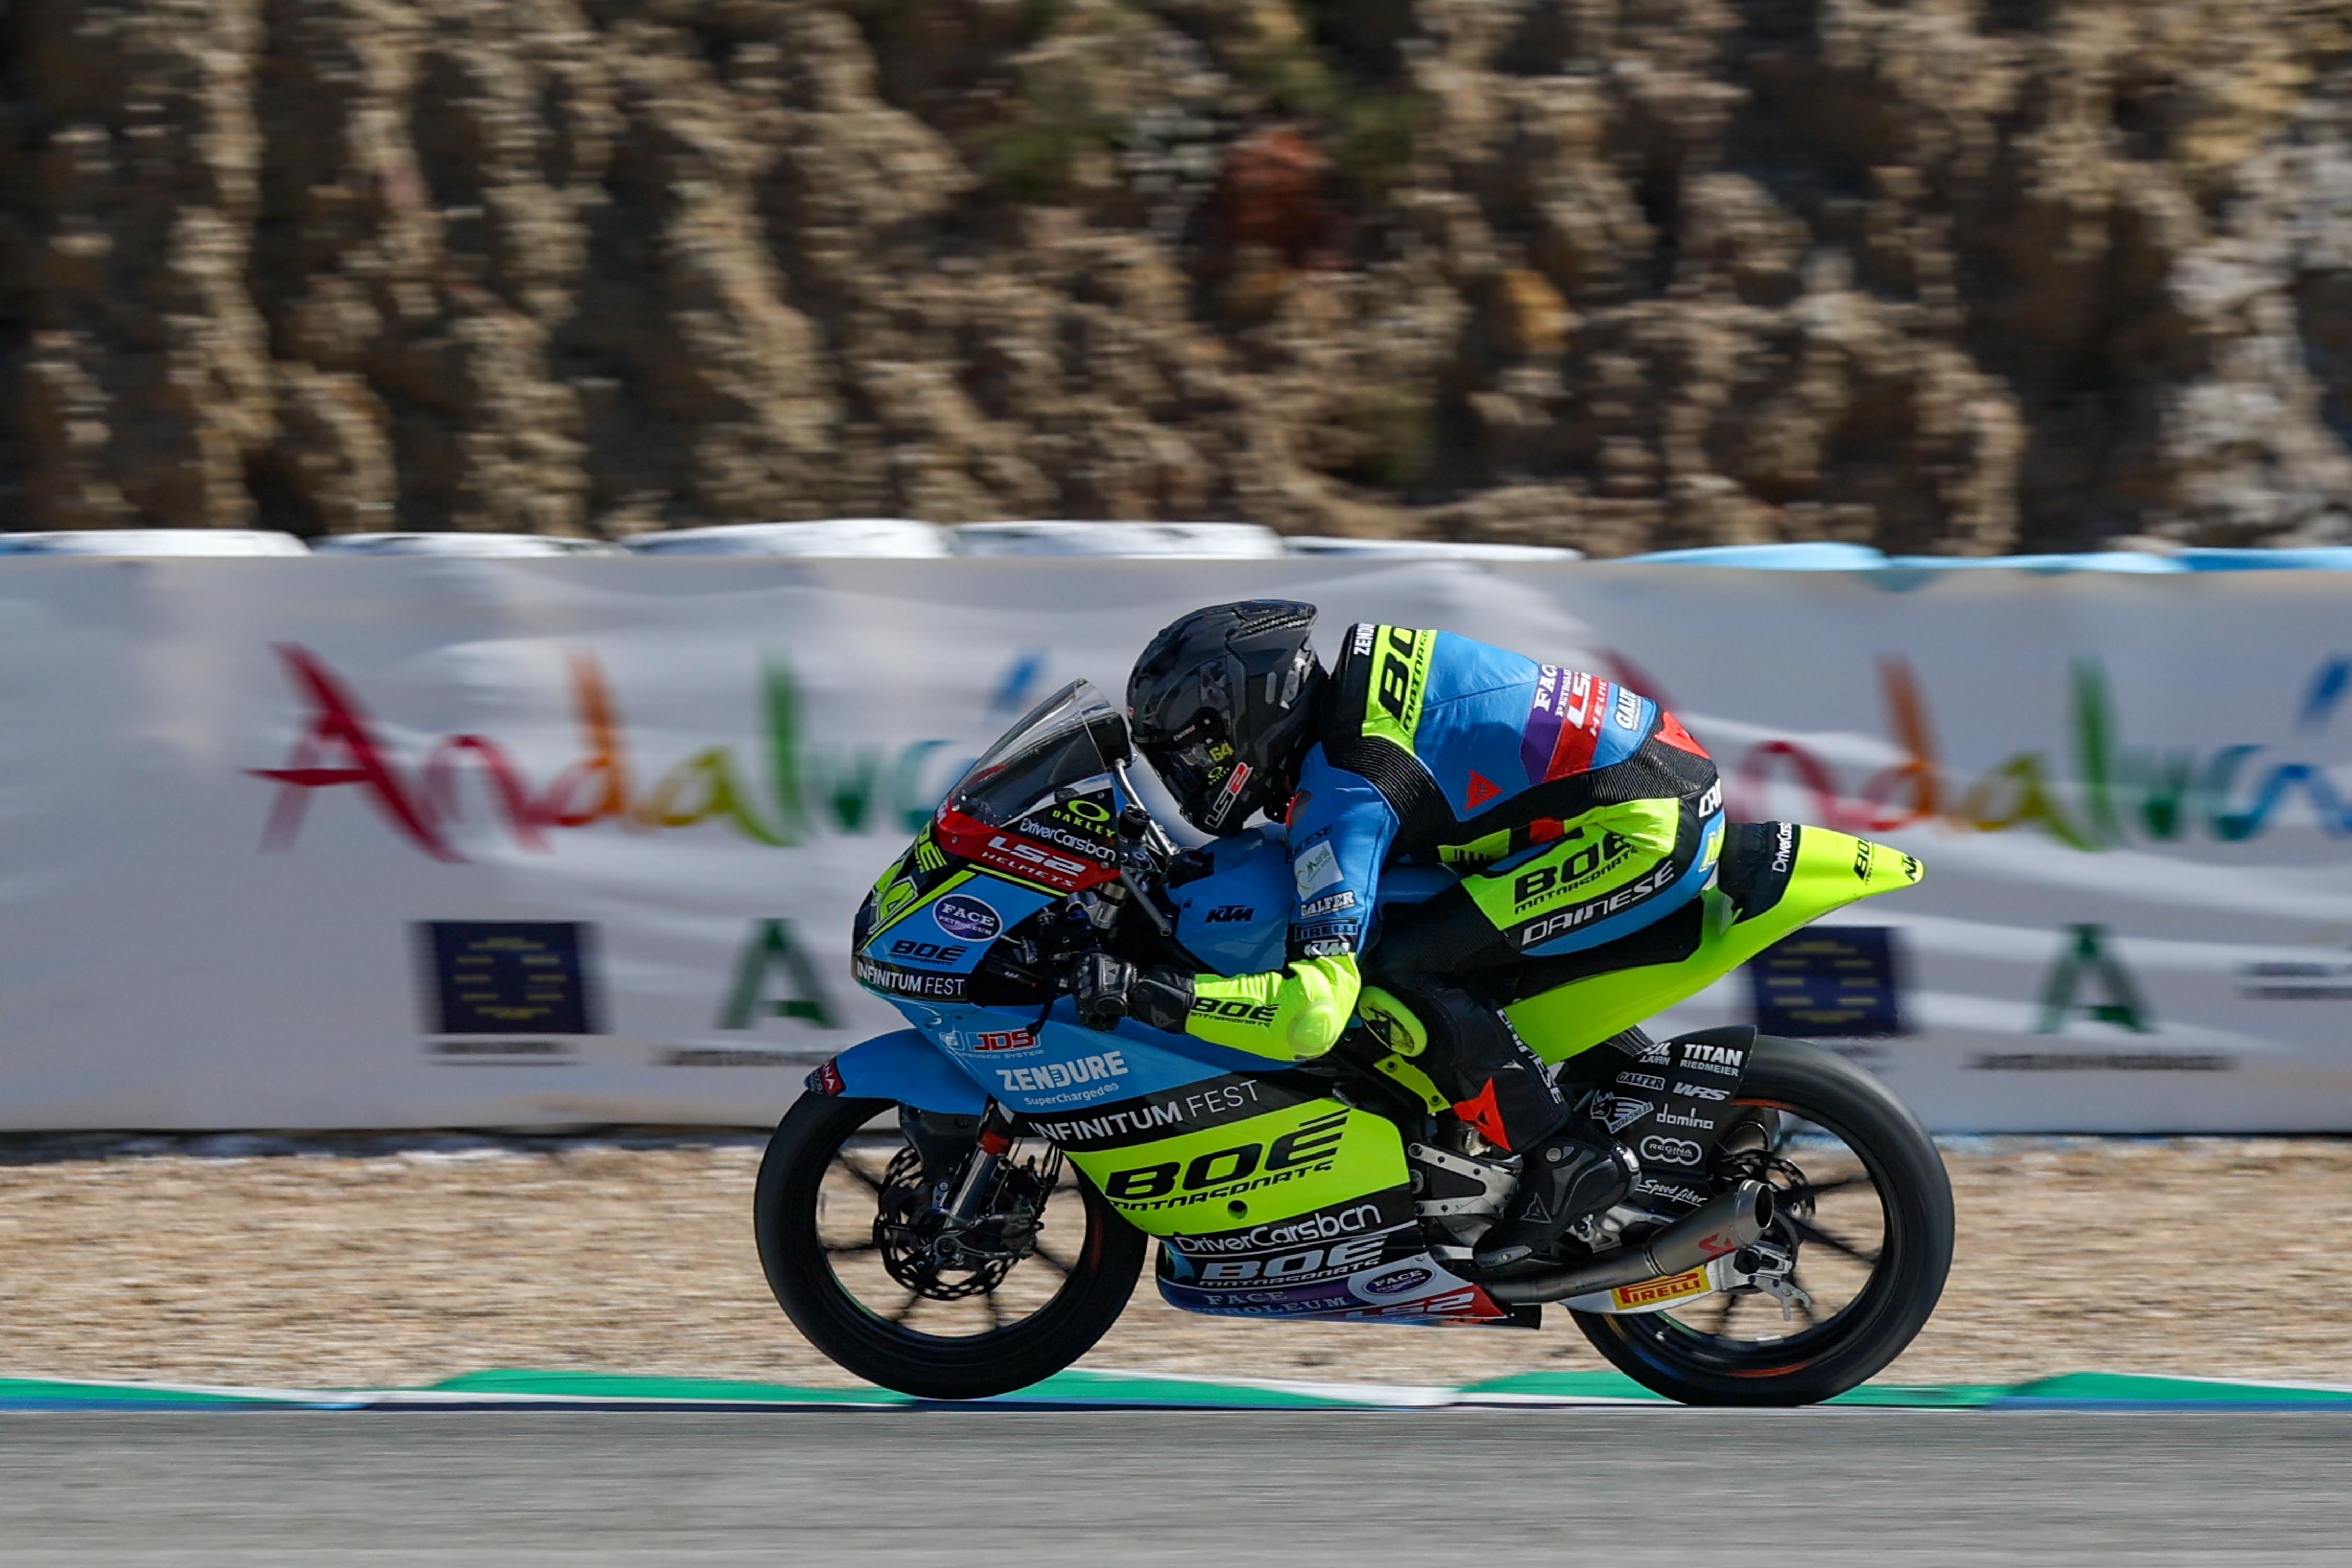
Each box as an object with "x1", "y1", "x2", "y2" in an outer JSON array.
[{"x1": 5, "y1": 1369, "x2": 2349, "y2": 1412}]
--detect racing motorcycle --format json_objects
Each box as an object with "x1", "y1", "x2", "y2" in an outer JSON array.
[{"x1": 755, "y1": 681, "x2": 1953, "y2": 1405}]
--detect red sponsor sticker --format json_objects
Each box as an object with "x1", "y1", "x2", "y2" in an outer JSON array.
[{"x1": 1544, "y1": 675, "x2": 1610, "y2": 779}]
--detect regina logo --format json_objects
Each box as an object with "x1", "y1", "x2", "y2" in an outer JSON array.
[
  {"x1": 1639, "y1": 1135, "x2": 1703, "y2": 1166},
  {"x1": 931, "y1": 894, "x2": 1002, "y2": 942}
]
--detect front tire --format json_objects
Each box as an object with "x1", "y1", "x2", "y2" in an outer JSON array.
[
  {"x1": 755, "y1": 1093, "x2": 1146, "y2": 1400},
  {"x1": 1571, "y1": 1035, "x2": 1954, "y2": 1406}
]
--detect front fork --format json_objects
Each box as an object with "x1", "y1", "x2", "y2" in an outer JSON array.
[
  {"x1": 943, "y1": 1106, "x2": 1018, "y2": 1226},
  {"x1": 902, "y1": 1100, "x2": 1021, "y2": 1229}
]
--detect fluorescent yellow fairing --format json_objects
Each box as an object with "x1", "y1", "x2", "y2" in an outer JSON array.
[
  {"x1": 1187, "y1": 953, "x2": 1361, "y2": 1061},
  {"x1": 1504, "y1": 827, "x2": 1923, "y2": 1064},
  {"x1": 1063, "y1": 1099, "x2": 1409, "y2": 1237}
]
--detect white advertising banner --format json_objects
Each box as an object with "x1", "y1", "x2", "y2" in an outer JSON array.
[{"x1": 0, "y1": 556, "x2": 2345, "y2": 1131}]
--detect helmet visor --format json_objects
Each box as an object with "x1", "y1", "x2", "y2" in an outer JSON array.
[{"x1": 1140, "y1": 729, "x2": 1233, "y2": 830}]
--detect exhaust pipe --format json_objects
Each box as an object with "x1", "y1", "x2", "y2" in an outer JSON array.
[{"x1": 1483, "y1": 1180, "x2": 1775, "y2": 1305}]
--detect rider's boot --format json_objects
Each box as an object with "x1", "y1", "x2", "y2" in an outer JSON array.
[
  {"x1": 1470, "y1": 1130, "x2": 1639, "y2": 1268},
  {"x1": 1358, "y1": 983, "x2": 1639, "y2": 1269}
]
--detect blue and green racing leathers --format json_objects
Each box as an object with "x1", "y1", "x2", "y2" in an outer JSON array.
[{"x1": 1169, "y1": 624, "x2": 1724, "y2": 1154}]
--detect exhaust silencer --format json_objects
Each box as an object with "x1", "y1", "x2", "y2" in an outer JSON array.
[{"x1": 1484, "y1": 1180, "x2": 1775, "y2": 1306}]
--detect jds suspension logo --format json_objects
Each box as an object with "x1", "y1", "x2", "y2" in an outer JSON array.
[{"x1": 246, "y1": 645, "x2": 1034, "y2": 862}]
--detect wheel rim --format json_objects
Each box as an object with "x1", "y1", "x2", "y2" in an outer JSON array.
[
  {"x1": 816, "y1": 1125, "x2": 1097, "y2": 1341},
  {"x1": 1609, "y1": 1093, "x2": 1905, "y2": 1377}
]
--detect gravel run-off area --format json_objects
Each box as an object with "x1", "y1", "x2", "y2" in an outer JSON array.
[{"x1": 2, "y1": 1135, "x2": 2347, "y2": 1391}]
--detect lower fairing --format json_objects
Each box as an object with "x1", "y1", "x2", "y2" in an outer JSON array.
[{"x1": 1149, "y1": 1188, "x2": 1523, "y2": 1325}]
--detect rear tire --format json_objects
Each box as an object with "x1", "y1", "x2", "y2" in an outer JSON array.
[
  {"x1": 1571, "y1": 1035, "x2": 1953, "y2": 1406},
  {"x1": 755, "y1": 1094, "x2": 1146, "y2": 1400}
]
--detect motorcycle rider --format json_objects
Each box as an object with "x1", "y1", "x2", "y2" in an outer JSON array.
[{"x1": 1077, "y1": 601, "x2": 1725, "y2": 1267}]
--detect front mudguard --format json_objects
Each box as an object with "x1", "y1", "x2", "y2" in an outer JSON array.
[{"x1": 804, "y1": 1029, "x2": 989, "y2": 1115}]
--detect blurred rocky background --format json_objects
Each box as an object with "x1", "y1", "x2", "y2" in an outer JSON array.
[{"x1": 2, "y1": 0, "x2": 2349, "y2": 555}]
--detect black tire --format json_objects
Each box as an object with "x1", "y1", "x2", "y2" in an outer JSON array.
[
  {"x1": 1571, "y1": 1035, "x2": 1954, "y2": 1406},
  {"x1": 755, "y1": 1094, "x2": 1146, "y2": 1400}
]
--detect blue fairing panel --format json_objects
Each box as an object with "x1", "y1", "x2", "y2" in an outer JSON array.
[
  {"x1": 1167, "y1": 826, "x2": 1293, "y2": 976},
  {"x1": 822, "y1": 1029, "x2": 990, "y2": 1114}
]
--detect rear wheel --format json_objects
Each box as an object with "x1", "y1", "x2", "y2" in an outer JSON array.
[
  {"x1": 755, "y1": 1093, "x2": 1146, "y2": 1400},
  {"x1": 1571, "y1": 1035, "x2": 1953, "y2": 1406}
]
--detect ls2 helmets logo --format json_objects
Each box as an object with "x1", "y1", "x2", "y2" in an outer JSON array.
[
  {"x1": 1361, "y1": 1266, "x2": 1433, "y2": 1296},
  {"x1": 931, "y1": 894, "x2": 1002, "y2": 942},
  {"x1": 1639, "y1": 1135, "x2": 1704, "y2": 1167}
]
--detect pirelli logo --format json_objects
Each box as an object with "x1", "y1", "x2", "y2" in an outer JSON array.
[{"x1": 1610, "y1": 1267, "x2": 1712, "y2": 1311}]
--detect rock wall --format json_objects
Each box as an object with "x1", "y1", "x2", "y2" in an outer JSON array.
[{"x1": 3, "y1": 0, "x2": 2349, "y2": 552}]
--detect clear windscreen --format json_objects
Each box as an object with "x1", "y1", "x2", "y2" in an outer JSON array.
[{"x1": 939, "y1": 679, "x2": 1132, "y2": 827}]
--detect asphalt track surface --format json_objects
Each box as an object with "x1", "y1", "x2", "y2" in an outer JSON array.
[{"x1": 4, "y1": 1409, "x2": 2347, "y2": 1565}]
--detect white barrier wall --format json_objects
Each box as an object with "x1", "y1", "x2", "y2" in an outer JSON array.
[{"x1": 0, "y1": 556, "x2": 2345, "y2": 1131}]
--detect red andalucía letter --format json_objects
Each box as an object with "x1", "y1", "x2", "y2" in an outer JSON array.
[{"x1": 248, "y1": 644, "x2": 460, "y2": 861}]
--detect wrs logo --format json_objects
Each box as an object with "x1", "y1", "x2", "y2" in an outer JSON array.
[{"x1": 247, "y1": 645, "x2": 1027, "y2": 862}]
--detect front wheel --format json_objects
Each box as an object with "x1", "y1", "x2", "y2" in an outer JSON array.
[
  {"x1": 755, "y1": 1093, "x2": 1146, "y2": 1400},
  {"x1": 1571, "y1": 1035, "x2": 1954, "y2": 1406}
]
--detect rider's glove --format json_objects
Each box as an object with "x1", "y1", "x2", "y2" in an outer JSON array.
[{"x1": 1071, "y1": 954, "x2": 1194, "y2": 1033}]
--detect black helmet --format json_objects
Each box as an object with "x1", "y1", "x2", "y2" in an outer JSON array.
[{"x1": 1128, "y1": 601, "x2": 1325, "y2": 834}]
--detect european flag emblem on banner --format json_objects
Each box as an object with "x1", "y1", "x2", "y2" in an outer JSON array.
[
  {"x1": 1749, "y1": 927, "x2": 1907, "y2": 1038},
  {"x1": 419, "y1": 921, "x2": 599, "y2": 1036}
]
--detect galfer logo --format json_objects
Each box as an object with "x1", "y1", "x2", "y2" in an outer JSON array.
[{"x1": 1639, "y1": 1135, "x2": 1703, "y2": 1167}]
